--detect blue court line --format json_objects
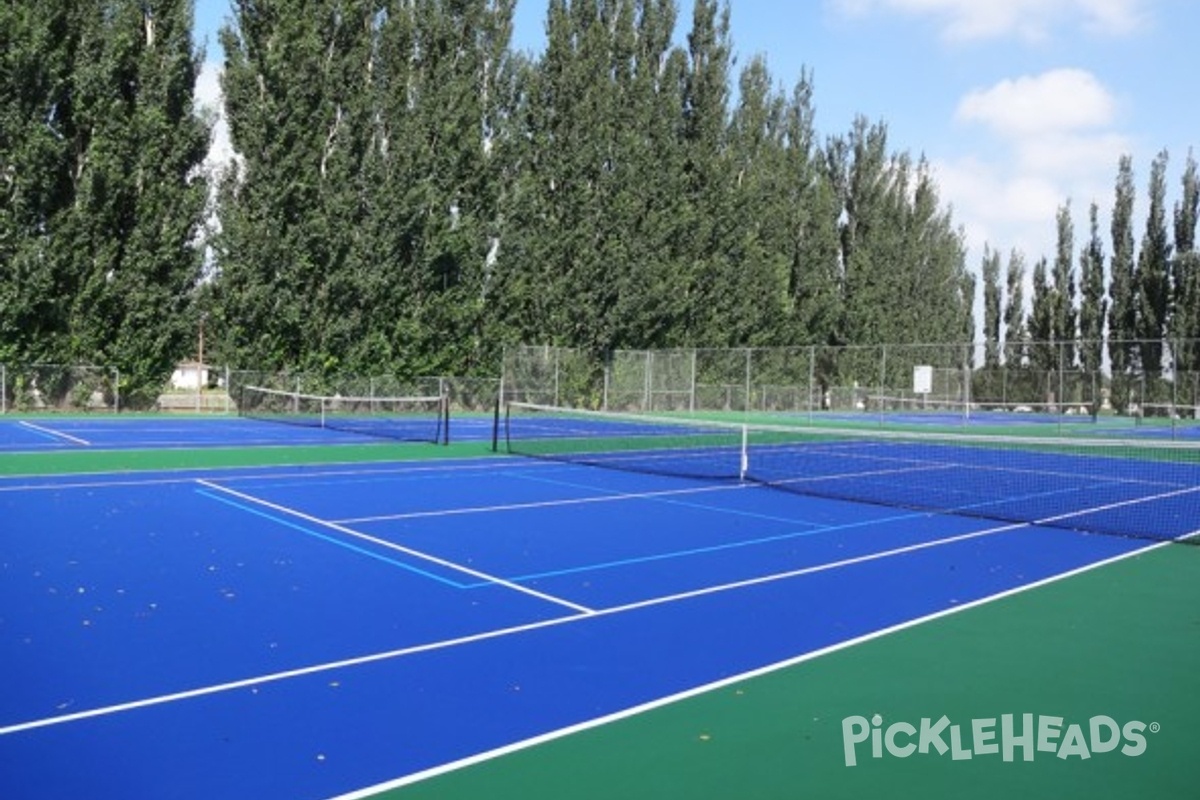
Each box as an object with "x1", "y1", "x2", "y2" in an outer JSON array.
[
  {"x1": 468, "y1": 476, "x2": 1146, "y2": 588},
  {"x1": 194, "y1": 488, "x2": 468, "y2": 588},
  {"x1": 460, "y1": 507, "x2": 940, "y2": 587}
]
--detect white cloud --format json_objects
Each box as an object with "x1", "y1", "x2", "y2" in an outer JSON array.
[
  {"x1": 831, "y1": 0, "x2": 1147, "y2": 42},
  {"x1": 1015, "y1": 130, "x2": 1130, "y2": 181},
  {"x1": 934, "y1": 68, "x2": 1130, "y2": 268},
  {"x1": 955, "y1": 68, "x2": 1117, "y2": 138}
]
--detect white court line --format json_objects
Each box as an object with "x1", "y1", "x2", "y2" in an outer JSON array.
[
  {"x1": 1, "y1": 506, "x2": 1141, "y2": 740},
  {"x1": 327, "y1": 535, "x2": 1176, "y2": 800},
  {"x1": 194, "y1": 479, "x2": 594, "y2": 616},
  {"x1": 17, "y1": 420, "x2": 90, "y2": 446},
  {"x1": 335, "y1": 482, "x2": 752, "y2": 524},
  {"x1": 1033, "y1": 482, "x2": 1200, "y2": 526}
]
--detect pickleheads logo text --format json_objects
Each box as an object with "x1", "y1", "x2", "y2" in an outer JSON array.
[{"x1": 842, "y1": 714, "x2": 1157, "y2": 767}]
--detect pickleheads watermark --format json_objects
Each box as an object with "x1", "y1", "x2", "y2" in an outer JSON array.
[{"x1": 842, "y1": 714, "x2": 1158, "y2": 767}]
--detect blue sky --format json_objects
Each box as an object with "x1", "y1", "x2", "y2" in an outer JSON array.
[{"x1": 193, "y1": 0, "x2": 1198, "y2": 276}]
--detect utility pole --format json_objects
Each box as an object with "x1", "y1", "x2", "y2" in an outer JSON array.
[{"x1": 196, "y1": 314, "x2": 207, "y2": 412}]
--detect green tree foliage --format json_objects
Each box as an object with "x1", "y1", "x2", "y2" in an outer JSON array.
[
  {"x1": 1136, "y1": 150, "x2": 1172, "y2": 376},
  {"x1": 826, "y1": 122, "x2": 969, "y2": 349},
  {"x1": 1078, "y1": 202, "x2": 1106, "y2": 374},
  {"x1": 216, "y1": 0, "x2": 514, "y2": 377},
  {"x1": 1108, "y1": 155, "x2": 1137, "y2": 375},
  {"x1": 676, "y1": 0, "x2": 735, "y2": 346},
  {"x1": 0, "y1": 2, "x2": 78, "y2": 362},
  {"x1": 1173, "y1": 152, "x2": 1200, "y2": 372},
  {"x1": 1003, "y1": 250, "x2": 1027, "y2": 366},
  {"x1": 4, "y1": 1, "x2": 983, "y2": 387},
  {"x1": 0, "y1": 1, "x2": 208, "y2": 404},
  {"x1": 784, "y1": 76, "x2": 841, "y2": 348},
  {"x1": 980, "y1": 246, "x2": 1002, "y2": 369},
  {"x1": 1028, "y1": 256, "x2": 1055, "y2": 370},
  {"x1": 218, "y1": 0, "x2": 384, "y2": 373},
  {"x1": 1051, "y1": 202, "x2": 1077, "y2": 366},
  {"x1": 491, "y1": 0, "x2": 690, "y2": 358}
]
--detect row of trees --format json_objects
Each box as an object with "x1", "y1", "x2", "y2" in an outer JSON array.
[
  {"x1": 979, "y1": 151, "x2": 1200, "y2": 379},
  {"x1": 213, "y1": 0, "x2": 975, "y2": 379},
  {"x1": 1, "y1": 1, "x2": 1194, "y2": 404}
]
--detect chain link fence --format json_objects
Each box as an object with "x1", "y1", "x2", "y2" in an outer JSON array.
[
  {"x1": 3, "y1": 338, "x2": 1196, "y2": 425},
  {"x1": 0, "y1": 364, "x2": 499, "y2": 415},
  {"x1": 501, "y1": 339, "x2": 1200, "y2": 429},
  {"x1": 0, "y1": 364, "x2": 120, "y2": 413}
]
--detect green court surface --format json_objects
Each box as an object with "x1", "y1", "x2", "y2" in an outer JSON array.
[
  {"x1": 385, "y1": 542, "x2": 1199, "y2": 800},
  {"x1": 0, "y1": 440, "x2": 493, "y2": 476}
]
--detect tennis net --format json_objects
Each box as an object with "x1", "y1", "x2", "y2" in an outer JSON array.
[
  {"x1": 500, "y1": 402, "x2": 1200, "y2": 544},
  {"x1": 239, "y1": 385, "x2": 449, "y2": 444}
]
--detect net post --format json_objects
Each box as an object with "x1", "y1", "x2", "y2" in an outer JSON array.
[
  {"x1": 739, "y1": 424, "x2": 749, "y2": 481},
  {"x1": 442, "y1": 392, "x2": 451, "y2": 445},
  {"x1": 491, "y1": 397, "x2": 501, "y2": 452}
]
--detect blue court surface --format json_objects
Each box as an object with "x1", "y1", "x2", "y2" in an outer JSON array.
[{"x1": 0, "y1": 433, "x2": 1172, "y2": 799}]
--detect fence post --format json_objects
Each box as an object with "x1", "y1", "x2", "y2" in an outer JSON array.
[
  {"x1": 744, "y1": 348, "x2": 752, "y2": 413},
  {"x1": 878, "y1": 345, "x2": 887, "y2": 425},
  {"x1": 603, "y1": 353, "x2": 610, "y2": 411},
  {"x1": 642, "y1": 351, "x2": 650, "y2": 411},
  {"x1": 807, "y1": 346, "x2": 815, "y2": 422},
  {"x1": 690, "y1": 349, "x2": 697, "y2": 413},
  {"x1": 553, "y1": 347, "x2": 560, "y2": 407}
]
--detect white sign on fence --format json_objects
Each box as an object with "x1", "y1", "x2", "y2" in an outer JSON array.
[{"x1": 913, "y1": 365, "x2": 933, "y2": 395}]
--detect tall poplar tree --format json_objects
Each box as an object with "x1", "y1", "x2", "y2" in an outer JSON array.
[
  {"x1": 1028, "y1": 256, "x2": 1055, "y2": 371},
  {"x1": 679, "y1": 0, "x2": 734, "y2": 346},
  {"x1": 1077, "y1": 202, "x2": 1106, "y2": 376},
  {"x1": 216, "y1": 0, "x2": 373, "y2": 372},
  {"x1": 1173, "y1": 152, "x2": 1200, "y2": 374},
  {"x1": 783, "y1": 73, "x2": 842, "y2": 348},
  {"x1": 1136, "y1": 150, "x2": 1172, "y2": 378},
  {"x1": 1051, "y1": 202, "x2": 1077, "y2": 368},
  {"x1": 1003, "y1": 250, "x2": 1027, "y2": 367},
  {"x1": 981, "y1": 246, "x2": 1003, "y2": 369},
  {"x1": 1108, "y1": 155, "x2": 1138, "y2": 378}
]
